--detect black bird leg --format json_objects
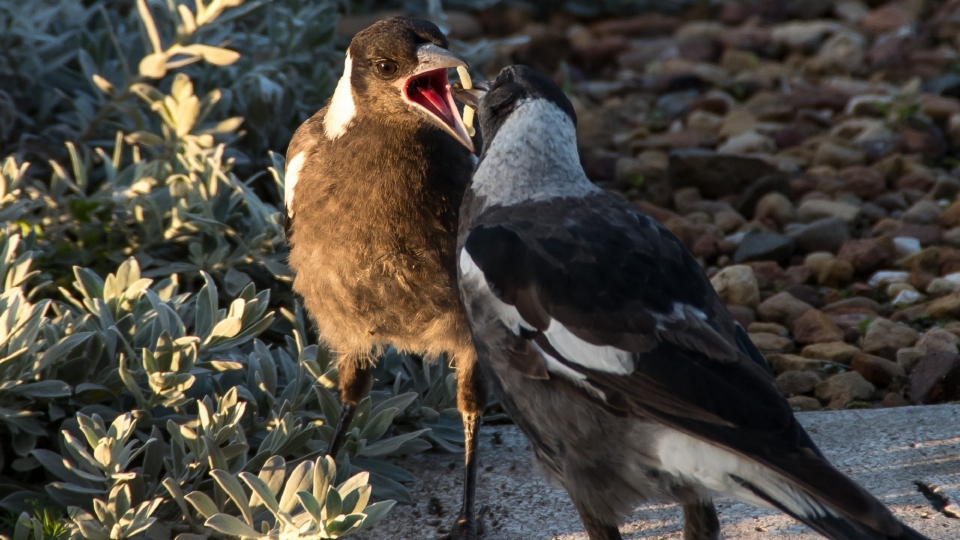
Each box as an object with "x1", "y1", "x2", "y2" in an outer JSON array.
[
  {"x1": 326, "y1": 405, "x2": 356, "y2": 457},
  {"x1": 327, "y1": 358, "x2": 371, "y2": 457},
  {"x1": 444, "y1": 356, "x2": 488, "y2": 540},
  {"x1": 573, "y1": 501, "x2": 623, "y2": 540},
  {"x1": 681, "y1": 501, "x2": 721, "y2": 540}
]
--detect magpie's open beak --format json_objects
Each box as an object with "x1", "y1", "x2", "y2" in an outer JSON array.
[{"x1": 399, "y1": 43, "x2": 474, "y2": 152}]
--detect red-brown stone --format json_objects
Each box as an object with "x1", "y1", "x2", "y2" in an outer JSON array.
[
  {"x1": 909, "y1": 352, "x2": 960, "y2": 404},
  {"x1": 793, "y1": 309, "x2": 844, "y2": 345},
  {"x1": 852, "y1": 352, "x2": 906, "y2": 388},
  {"x1": 837, "y1": 238, "x2": 893, "y2": 275},
  {"x1": 838, "y1": 166, "x2": 886, "y2": 200}
]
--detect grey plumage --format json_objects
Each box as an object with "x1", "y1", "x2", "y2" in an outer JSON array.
[
  {"x1": 456, "y1": 65, "x2": 929, "y2": 540},
  {"x1": 285, "y1": 17, "x2": 486, "y2": 539}
]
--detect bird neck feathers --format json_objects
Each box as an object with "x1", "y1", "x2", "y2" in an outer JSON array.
[
  {"x1": 324, "y1": 51, "x2": 357, "y2": 140},
  {"x1": 473, "y1": 99, "x2": 595, "y2": 209}
]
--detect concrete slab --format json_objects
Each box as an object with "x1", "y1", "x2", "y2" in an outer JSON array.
[{"x1": 360, "y1": 405, "x2": 960, "y2": 540}]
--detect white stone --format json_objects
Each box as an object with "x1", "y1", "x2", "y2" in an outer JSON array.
[
  {"x1": 717, "y1": 131, "x2": 776, "y2": 154},
  {"x1": 868, "y1": 270, "x2": 910, "y2": 288},
  {"x1": 710, "y1": 265, "x2": 760, "y2": 308},
  {"x1": 772, "y1": 21, "x2": 841, "y2": 49},
  {"x1": 891, "y1": 289, "x2": 924, "y2": 307},
  {"x1": 893, "y1": 236, "x2": 922, "y2": 258},
  {"x1": 926, "y1": 273, "x2": 960, "y2": 296}
]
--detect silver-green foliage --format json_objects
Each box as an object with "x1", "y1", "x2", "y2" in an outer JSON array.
[
  {"x1": 0, "y1": 235, "x2": 419, "y2": 536},
  {"x1": 0, "y1": 0, "x2": 445, "y2": 537},
  {"x1": 0, "y1": 231, "x2": 413, "y2": 529},
  {"x1": 0, "y1": 0, "x2": 339, "y2": 165},
  {"x1": 184, "y1": 455, "x2": 394, "y2": 539}
]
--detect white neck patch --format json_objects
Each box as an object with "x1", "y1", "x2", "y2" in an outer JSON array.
[
  {"x1": 324, "y1": 51, "x2": 356, "y2": 140},
  {"x1": 284, "y1": 151, "x2": 306, "y2": 217}
]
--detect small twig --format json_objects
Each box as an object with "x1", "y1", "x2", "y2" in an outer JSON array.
[{"x1": 915, "y1": 481, "x2": 960, "y2": 518}]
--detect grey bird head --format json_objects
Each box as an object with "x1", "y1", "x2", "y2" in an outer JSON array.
[
  {"x1": 329, "y1": 17, "x2": 474, "y2": 151},
  {"x1": 466, "y1": 65, "x2": 577, "y2": 157}
]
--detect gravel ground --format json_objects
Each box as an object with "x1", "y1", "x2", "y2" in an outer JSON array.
[{"x1": 360, "y1": 405, "x2": 960, "y2": 540}]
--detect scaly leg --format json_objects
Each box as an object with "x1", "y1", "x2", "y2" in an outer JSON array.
[
  {"x1": 327, "y1": 357, "x2": 371, "y2": 457},
  {"x1": 444, "y1": 354, "x2": 488, "y2": 540}
]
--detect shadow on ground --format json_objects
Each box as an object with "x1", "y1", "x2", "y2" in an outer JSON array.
[{"x1": 359, "y1": 405, "x2": 960, "y2": 540}]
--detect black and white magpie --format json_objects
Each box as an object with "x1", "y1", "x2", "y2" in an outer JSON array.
[
  {"x1": 285, "y1": 17, "x2": 486, "y2": 538},
  {"x1": 454, "y1": 65, "x2": 929, "y2": 540}
]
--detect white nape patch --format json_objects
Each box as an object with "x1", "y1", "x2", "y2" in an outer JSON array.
[
  {"x1": 459, "y1": 249, "x2": 535, "y2": 334},
  {"x1": 323, "y1": 52, "x2": 356, "y2": 140},
  {"x1": 656, "y1": 430, "x2": 835, "y2": 519},
  {"x1": 284, "y1": 152, "x2": 305, "y2": 217},
  {"x1": 544, "y1": 319, "x2": 634, "y2": 375},
  {"x1": 472, "y1": 98, "x2": 596, "y2": 209}
]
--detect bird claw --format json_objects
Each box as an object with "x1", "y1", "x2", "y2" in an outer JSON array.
[{"x1": 441, "y1": 506, "x2": 489, "y2": 540}]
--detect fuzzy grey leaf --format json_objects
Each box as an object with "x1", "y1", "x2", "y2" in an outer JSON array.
[
  {"x1": 11, "y1": 380, "x2": 72, "y2": 399},
  {"x1": 204, "y1": 514, "x2": 261, "y2": 538}
]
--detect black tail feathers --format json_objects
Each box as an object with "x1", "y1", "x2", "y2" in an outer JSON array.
[
  {"x1": 798, "y1": 515, "x2": 930, "y2": 540},
  {"x1": 732, "y1": 475, "x2": 931, "y2": 540}
]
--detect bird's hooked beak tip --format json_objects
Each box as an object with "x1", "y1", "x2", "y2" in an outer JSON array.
[
  {"x1": 451, "y1": 81, "x2": 490, "y2": 110},
  {"x1": 399, "y1": 42, "x2": 475, "y2": 153}
]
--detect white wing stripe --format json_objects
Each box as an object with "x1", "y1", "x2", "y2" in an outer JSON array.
[
  {"x1": 543, "y1": 319, "x2": 634, "y2": 375},
  {"x1": 284, "y1": 152, "x2": 305, "y2": 217},
  {"x1": 460, "y1": 248, "x2": 634, "y2": 376},
  {"x1": 459, "y1": 249, "x2": 535, "y2": 334},
  {"x1": 531, "y1": 341, "x2": 608, "y2": 400}
]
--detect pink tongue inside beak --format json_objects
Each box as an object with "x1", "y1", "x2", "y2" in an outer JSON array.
[
  {"x1": 406, "y1": 70, "x2": 460, "y2": 130},
  {"x1": 418, "y1": 86, "x2": 453, "y2": 123}
]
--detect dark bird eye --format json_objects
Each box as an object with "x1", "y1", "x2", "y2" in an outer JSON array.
[{"x1": 376, "y1": 60, "x2": 398, "y2": 77}]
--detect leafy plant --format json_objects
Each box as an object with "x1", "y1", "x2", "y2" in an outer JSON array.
[
  {"x1": 0, "y1": 0, "x2": 530, "y2": 537},
  {"x1": 9, "y1": 500, "x2": 71, "y2": 540},
  {"x1": 183, "y1": 455, "x2": 394, "y2": 539},
  {"x1": 0, "y1": 0, "x2": 339, "y2": 172}
]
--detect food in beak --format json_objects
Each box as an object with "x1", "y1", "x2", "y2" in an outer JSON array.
[
  {"x1": 400, "y1": 43, "x2": 475, "y2": 151},
  {"x1": 457, "y1": 67, "x2": 476, "y2": 137},
  {"x1": 450, "y1": 80, "x2": 489, "y2": 110}
]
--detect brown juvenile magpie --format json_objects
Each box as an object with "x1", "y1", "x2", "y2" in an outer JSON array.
[
  {"x1": 454, "y1": 65, "x2": 930, "y2": 540},
  {"x1": 285, "y1": 17, "x2": 486, "y2": 538}
]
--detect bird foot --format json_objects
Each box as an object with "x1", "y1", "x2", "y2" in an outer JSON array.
[{"x1": 441, "y1": 506, "x2": 489, "y2": 540}]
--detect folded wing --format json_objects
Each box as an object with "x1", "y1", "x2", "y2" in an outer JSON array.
[{"x1": 460, "y1": 193, "x2": 904, "y2": 537}]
